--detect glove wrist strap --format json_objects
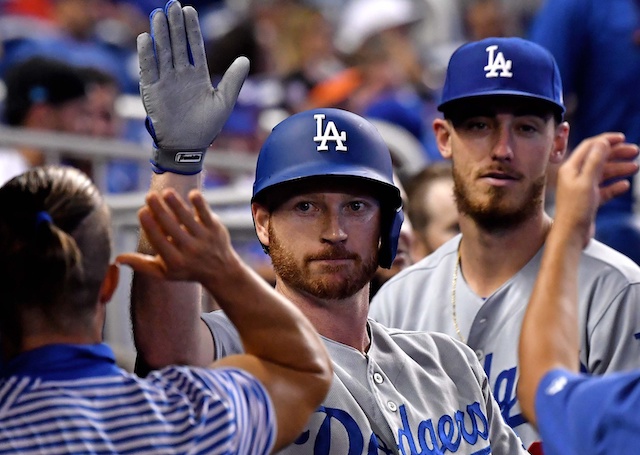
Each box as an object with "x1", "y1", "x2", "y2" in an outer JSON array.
[{"x1": 151, "y1": 146, "x2": 206, "y2": 175}]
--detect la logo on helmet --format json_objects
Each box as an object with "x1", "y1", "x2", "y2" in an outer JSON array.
[
  {"x1": 314, "y1": 114, "x2": 348, "y2": 152},
  {"x1": 484, "y1": 45, "x2": 513, "y2": 78}
]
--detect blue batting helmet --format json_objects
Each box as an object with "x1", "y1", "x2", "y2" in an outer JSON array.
[{"x1": 252, "y1": 108, "x2": 404, "y2": 268}]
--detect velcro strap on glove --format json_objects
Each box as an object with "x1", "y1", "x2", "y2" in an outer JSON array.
[{"x1": 150, "y1": 146, "x2": 207, "y2": 175}]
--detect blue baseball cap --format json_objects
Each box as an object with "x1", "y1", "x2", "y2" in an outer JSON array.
[{"x1": 438, "y1": 37, "x2": 565, "y2": 116}]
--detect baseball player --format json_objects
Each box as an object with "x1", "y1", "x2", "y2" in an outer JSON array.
[
  {"x1": 369, "y1": 37, "x2": 640, "y2": 451},
  {"x1": 518, "y1": 133, "x2": 640, "y2": 455},
  {"x1": 129, "y1": 2, "x2": 528, "y2": 453},
  {"x1": 0, "y1": 165, "x2": 332, "y2": 453}
]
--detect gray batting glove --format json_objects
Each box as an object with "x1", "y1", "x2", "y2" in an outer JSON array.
[{"x1": 137, "y1": 0, "x2": 250, "y2": 174}]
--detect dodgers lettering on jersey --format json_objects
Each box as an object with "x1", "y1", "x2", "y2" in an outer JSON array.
[
  {"x1": 484, "y1": 354, "x2": 585, "y2": 432},
  {"x1": 396, "y1": 403, "x2": 490, "y2": 455},
  {"x1": 370, "y1": 234, "x2": 640, "y2": 449},
  {"x1": 203, "y1": 311, "x2": 528, "y2": 455},
  {"x1": 290, "y1": 402, "x2": 490, "y2": 455},
  {"x1": 483, "y1": 354, "x2": 525, "y2": 430}
]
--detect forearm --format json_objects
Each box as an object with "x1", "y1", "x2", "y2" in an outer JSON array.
[
  {"x1": 518, "y1": 224, "x2": 582, "y2": 424},
  {"x1": 208, "y1": 253, "x2": 332, "y2": 450},
  {"x1": 131, "y1": 172, "x2": 212, "y2": 368}
]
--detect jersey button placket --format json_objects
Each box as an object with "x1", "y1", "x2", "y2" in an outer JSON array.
[{"x1": 373, "y1": 372, "x2": 384, "y2": 384}]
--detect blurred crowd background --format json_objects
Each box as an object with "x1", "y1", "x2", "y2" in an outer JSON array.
[
  {"x1": 0, "y1": 0, "x2": 547, "y2": 192},
  {"x1": 2, "y1": 0, "x2": 640, "y2": 368}
]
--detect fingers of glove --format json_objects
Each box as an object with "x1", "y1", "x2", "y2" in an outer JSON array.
[
  {"x1": 150, "y1": 7, "x2": 173, "y2": 75},
  {"x1": 166, "y1": 0, "x2": 191, "y2": 70},
  {"x1": 183, "y1": 6, "x2": 210, "y2": 77},
  {"x1": 216, "y1": 56, "x2": 250, "y2": 108},
  {"x1": 137, "y1": 33, "x2": 158, "y2": 86}
]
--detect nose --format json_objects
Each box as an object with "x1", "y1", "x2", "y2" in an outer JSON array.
[
  {"x1": 321, "y1": 212, "x2": 348, "y2": 243},
  {"x1": 491, "y1": 123, "x2": 514, "y2": 161}
]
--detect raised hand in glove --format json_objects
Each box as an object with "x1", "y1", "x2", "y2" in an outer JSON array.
[{"x1": 137, "y1": 0, "x2": 250, "y2": 174}]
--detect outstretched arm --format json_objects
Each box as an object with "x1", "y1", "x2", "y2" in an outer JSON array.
[
  {"x1": 130, "y1": 0, "x2": 249, "y2": 369},
  {"x1": 119, "y1": 189, "x2": 333, "y2": 450},
  {"x1": 518, "y1": 133, "x2": 639, "y2": 426}
]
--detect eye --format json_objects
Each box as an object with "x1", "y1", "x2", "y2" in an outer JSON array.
[
  {"x1": 461, "y1": 118, "x2": 490, "y2": 131},
  {"x1": 295, "y1": 201, "x2": 313, "y2": 212},
  {"x1": 348, "y1": 201, "x2": 365, "y2": 211},
  {"x1": 518, "y1": 123, "x2": 538, "y2": 133},
  {"x1": 516, "y1": 116, "x2": 547, "y2": 134}
]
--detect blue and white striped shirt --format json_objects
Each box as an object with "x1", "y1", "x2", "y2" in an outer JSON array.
[{"x1": 0, "y1": 343, "x2": 275, "y2": 454}]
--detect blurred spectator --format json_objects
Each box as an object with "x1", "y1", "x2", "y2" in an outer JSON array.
[
  {"x1": 370, "y1": 172, "x2": 415, "y2": 299},
  {"x1": 0, "y1": 56, "x2": 89, "y2": 186},
  {"x1": 202, "y1": 1, "x2": 346, "y2": 189},
  {"x1": 0, "y1": 0, "x2": 139, "y2": 93},
  {"x1": 529, "y1": 0, "x2": 640, "y2": 262},
  {"x1": 463, "y1": 0, "x2": 513, "y2": 40},
  {"x1": 275, "y1": 2, "x2": 345, "y2": 114},
  {"x1": 79, "y1": 67, "x2": 123, "y2": 139},
  {"x1": 405, "y1": 160, "x2": 459, "y2": 261},
  {"x1": 310, "y1": 0, "x2": 441, "y2": 161},
  {"x1": 498, "y1": 0, "x2": 543, "y2": 36},
  {"x1": 411, "y1": 0, "x2": 465, "y2": 70},
  {"x1": 78, "y1": 66, "x2": 142, "y2": 193},
  {"x1": 368, "y1": 118, "x2": 429, "y2": 180},
  {"x1": 204, "y1": 1, "x2": 285, "y2": 80}
]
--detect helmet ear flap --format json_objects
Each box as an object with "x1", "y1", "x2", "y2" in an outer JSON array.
[{"x1": 379, "y1": 209, "x2": 404, "y2": 269}]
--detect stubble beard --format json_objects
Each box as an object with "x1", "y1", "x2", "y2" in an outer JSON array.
[
  {"x1": 452, "y1": 165, "x2": 546, "y2": 232},
  {"x1": 268, "y1": 224, "x2": 379, "y2": 300}
]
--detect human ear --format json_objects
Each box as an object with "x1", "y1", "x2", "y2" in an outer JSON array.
[
  {"x1": 99, "y1": 263, "x2": 120, "y2": 304},
  {"x1": 433, "y1": 118, "x2": 453, "y2": 159},
  {"x1": 550, "y1": 121, "x2": 570, "y2": 164},
  {"x1": 252, "y1": 202, "x2": 271, "y2": 247}
]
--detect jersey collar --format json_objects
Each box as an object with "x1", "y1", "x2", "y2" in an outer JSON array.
[{"x1": 0, "y1": 343, "x2": 120, "y2": 380}]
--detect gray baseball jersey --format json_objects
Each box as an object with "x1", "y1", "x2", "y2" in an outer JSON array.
[
  {"x1": 370, "y1": 234, "x2": 640, "y2": 448},
  {"x1": 202, "y1": 312, "x2": 527, "y2": 454}
]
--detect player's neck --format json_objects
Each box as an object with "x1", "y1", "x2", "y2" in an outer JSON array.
[
  {"x1": 276, "y1": 282, "x2": 371, "y2": 353},
  {"x1": 458, "y1": 212, "x2": 553, "y2": 297}
]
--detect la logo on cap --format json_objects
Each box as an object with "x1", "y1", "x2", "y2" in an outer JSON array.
[
  {"x1": 314, "y1": 113, "x2": 348, "y2": 152},
  {"x1": 484, "y1": 45, "x2": 513, "y2": 79}
]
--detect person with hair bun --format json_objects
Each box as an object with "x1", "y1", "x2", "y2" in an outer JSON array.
[{"x1": 0, "y1": 165, "x2": 332, "y2": 454}]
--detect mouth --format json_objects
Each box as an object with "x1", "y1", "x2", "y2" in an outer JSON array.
[
  {"x1": 480, "y1": 170, "x2": 520, "y2": 186},
  {"x1": 313, "y1": 258, "x2": 353, "y2": 264},
  {"x1": 308, "y1": 258, "x2": 356, "y2": 271}
]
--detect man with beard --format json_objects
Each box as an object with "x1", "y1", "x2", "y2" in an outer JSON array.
[
  {"x1": 127, "y1": 3, "x2": 529, "y2": 453},
  {"x1": 369, "y1": 37, "x2": 640, "y2": 452}
]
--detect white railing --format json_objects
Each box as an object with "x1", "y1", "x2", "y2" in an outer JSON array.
[{"x1": 0, "y1": 116, "x2": 430, "y2": 369}]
